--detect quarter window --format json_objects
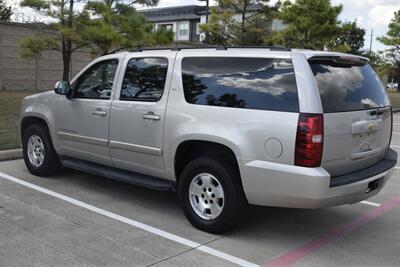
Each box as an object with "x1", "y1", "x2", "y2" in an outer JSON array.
[
  {"x1": 120, "y1": 58, "x2": 168, "y2": 102},
  {"x1": 181, "y1": 57, "x2": 299, "y2": 112},
  {"x1": 72, "y1": 59, "x2": 119, "y2": 99}
]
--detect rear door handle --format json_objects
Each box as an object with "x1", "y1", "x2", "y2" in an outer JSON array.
[
  {"x1": 143, "y1": 112, "x2": 160, "y2": 121},
  {"x1": 92, "y1": 108, "x2": 107, "y2": 116},
  {"x1": 352, "y1": 119, "x2": 382, "y2": 134}
]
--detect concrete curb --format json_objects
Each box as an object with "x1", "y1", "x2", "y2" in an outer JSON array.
[{"x1": 0, "y1": 149, "x2": 23, "y2": 161}]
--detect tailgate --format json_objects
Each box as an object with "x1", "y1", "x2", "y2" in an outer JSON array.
[
  {"x1": 309, "y1": 56, "x2": 392, "y2": 176},
  {"x1": 323, "y1": 108, "x2": 391, "y2": 176}
]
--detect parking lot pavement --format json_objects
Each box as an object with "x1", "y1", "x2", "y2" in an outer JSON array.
[{"x1": 1, "y1": 129, "x2": 400, "y2": 266}]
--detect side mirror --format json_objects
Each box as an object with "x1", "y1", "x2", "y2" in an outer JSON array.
[{"x1": 54, "y1": 81, "x2": 73, "y2": 99}]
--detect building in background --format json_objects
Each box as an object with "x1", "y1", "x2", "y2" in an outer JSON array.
[
  {"x1": 141, "y1": 5, "x2": 285, "y2": 44},
  {"x1": 141, "y1": 5, "x2": 206, "y2": 43},
  {"x1": 0, "y1": 5, "x2": 285, "y2": 91}
]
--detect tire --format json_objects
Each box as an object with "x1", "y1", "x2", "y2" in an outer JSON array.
[
  {"x1": 22, "y1": 123, "x2": 61, "y2": 176},
  {"x1": 178, "y1": 157, "x2": 247, "y2": 234}
]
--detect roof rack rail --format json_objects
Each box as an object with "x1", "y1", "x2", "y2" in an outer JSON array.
[
  {"x1": 130, "y1": 45, "x2": 223, "y2": 52},
  {"x1": 225, "y1": 46, "x2": 291, "y2": 51},
  {"x1": 128, "y1": 45, "x2": 291, "y2": 53}
]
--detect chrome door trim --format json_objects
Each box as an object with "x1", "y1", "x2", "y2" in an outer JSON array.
[
  {"x1": 110, "y1": 141, "x2": 162, "y2": 156},
  {"x1": 57, "y1": 131, "x2": 108, "y2": 146}
]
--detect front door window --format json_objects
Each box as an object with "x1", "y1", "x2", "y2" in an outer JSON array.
[{"x1": 72, "y1": 59, "x2": 119, "y2": 99}]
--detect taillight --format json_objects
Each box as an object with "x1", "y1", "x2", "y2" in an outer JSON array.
[{"x1": 295, "y1": 113, "x2": 323, "y2": 167}]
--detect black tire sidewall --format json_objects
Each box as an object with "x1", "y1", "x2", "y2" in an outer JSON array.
[
  {"x1": 22, "y1": 124, "x2": 59, "y2": 176},
  {"x1": 178, "y1": 157, "x2": 245, "y2": 233}
]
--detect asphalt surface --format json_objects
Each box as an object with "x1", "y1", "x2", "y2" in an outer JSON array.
[{"x1": 1, "y1": 118, "x2": 400, "y2": 267}]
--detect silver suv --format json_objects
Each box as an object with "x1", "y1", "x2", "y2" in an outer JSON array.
[{"x1": 20, "y1": 47, "x2": 397, "y2": 233}]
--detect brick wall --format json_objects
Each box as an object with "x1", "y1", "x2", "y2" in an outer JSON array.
[{"x1": 0, "y1": 22, "x2": 92, "y2": 91}]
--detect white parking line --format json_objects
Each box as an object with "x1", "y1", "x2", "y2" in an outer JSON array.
[
  {"x1": 396, "y1": 166, "x2": 400, "y2": 170},
  {"x1": 360, "y1": 200, "x2": 381, "y2": 207},
  {"x1": 392, "y1": 132, "x2": 400, "y2": 135},
  {"x1": 390, "y1": 145, "x2": 400, "y2": 149},
  {"x1": 0, "y1": 172, "x2": 258, "y2": 267}
]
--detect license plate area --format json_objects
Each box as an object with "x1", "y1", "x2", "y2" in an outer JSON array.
[{"x1": 351, "y1": 131, "x2": 381, "y2": 160}]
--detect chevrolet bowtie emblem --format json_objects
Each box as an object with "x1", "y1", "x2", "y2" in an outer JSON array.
[{"x1": 368, "y1": 123, "x2": 377, "y2": 131}]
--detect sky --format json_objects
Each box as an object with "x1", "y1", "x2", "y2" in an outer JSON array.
[{"x1": 8, "y1": 0, "x2": 400, "y2": 52}]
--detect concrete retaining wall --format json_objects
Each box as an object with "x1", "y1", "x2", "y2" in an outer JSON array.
[{"x1": 0, "y1": 22, "x2": 92, "y2": 91}]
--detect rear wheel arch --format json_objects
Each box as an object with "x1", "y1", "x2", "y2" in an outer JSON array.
[{"x1": 174, "y1": 140, "x2": 242, "y2": 182}]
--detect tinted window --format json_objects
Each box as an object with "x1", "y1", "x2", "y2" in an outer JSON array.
[
  {"x1": 181, "y1": 57, "x2": 299, "y2": 112},
  {"x1": 73, "y1": 59, "x2": 118, "y2": 99},
  {"x1": 310, "y1": 63, "x2": 390, "y2": 113},
  {"x1": 120, "y1": 58, "x2": 168, "y2": 101}
]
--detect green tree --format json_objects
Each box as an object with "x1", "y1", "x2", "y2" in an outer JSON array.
[
  {"x1": 20, "y1": 0, "x2": 168, "y2": 81},
  {"x1": 274, "y1": 0, "x2": 342, "y2": 49},
  {"x1": 77, "y1": 2, "x2": 172, "y2": 55},
  {"x1": 103, "y1": 0, "x2": 158, "y2": 7},
  {"x1": 0, "y1": 0, "x2": 12, "y2": 22},
  {"x1": 20, "y1": 0, "x2": 87, "y2": 80},
  {"x1": 198, "y1": 0, "x2": 210, "y2": 43},
  {"x1": 330, "y1": 20, "x2": 365, "y2": 54},
  {"x1": 200, "y1": 0, "x2": 276, "y2": 46},
  {"x1": 361, "y1": 50, "x2": 389, "y2": 77},
  {"x1": 378, "y1": 10, "x2": 400, "y2": 80}
]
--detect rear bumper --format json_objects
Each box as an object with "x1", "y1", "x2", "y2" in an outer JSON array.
[{"x1": 240, "y1": 149, "x2": 397, "y2": 208}]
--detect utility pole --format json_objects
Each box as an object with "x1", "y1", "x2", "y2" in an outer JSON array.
[
  {"x1": 369, "y1": 29, "x2": 373, "y2": 53},
  {"x1": 198, "y1": 0, "x2": 209, "y2": 44}
]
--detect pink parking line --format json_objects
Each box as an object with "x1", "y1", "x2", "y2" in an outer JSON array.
[{"x1": 262, "y1": 195, "x2": 400, "y2": 267}]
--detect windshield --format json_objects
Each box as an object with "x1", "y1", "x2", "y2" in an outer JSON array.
[{"x1": 309, "y1": 63, "x2": 390, "y2": 113}]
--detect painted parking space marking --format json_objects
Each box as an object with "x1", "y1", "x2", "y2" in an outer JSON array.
[
  {"x1": 360, "y1": 200, "x2": 381, "y2": 207},
  {"x1": 262, "y1": 195, "x2": 400, "y2": 267},
  {"x1": 0, "y1": 172, "x2": 258, "y2": 267}
]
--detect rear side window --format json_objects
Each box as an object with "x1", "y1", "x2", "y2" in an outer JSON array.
[
  {"x1": 181, "y1": 57, "x2": 299, "y2": 112},
  {"x1": 120, "y1": 57, "x2": 168, "y2": 102},
  {"x1": 310, "y1": 63, "x2": 390, "y2": 113}
]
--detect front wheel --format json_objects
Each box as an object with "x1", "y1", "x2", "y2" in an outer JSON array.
[
  {"x1": 22, "y1": 123, "x2": 61, "y2": 176},
  {"x1": 178, "y1": 157, "x2": 247, "y2": 234}
]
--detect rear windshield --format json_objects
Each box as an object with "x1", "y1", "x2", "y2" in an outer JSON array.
[
  {"x1": 309, "y1": 63, "x2": 390, "y2": 113},
  {"x1": 182, "y1": 57, "x2": 299, "y2": 112}
]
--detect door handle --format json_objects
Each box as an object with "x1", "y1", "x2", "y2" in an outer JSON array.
[
  {"x1": 143, "y1": 112, "x2": 160, "y2": 121},
  {"x1": 92, "y1": 108, "x2": 107, "y2": 116}
]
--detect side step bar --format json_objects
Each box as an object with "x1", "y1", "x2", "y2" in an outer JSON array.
[{"x1": 61, "y1": 158, "x2": 176, "y2": 192}]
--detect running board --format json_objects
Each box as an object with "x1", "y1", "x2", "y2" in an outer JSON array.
[{"x1": 61, "y1": 158, "x2": 176, "y2": 192}]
